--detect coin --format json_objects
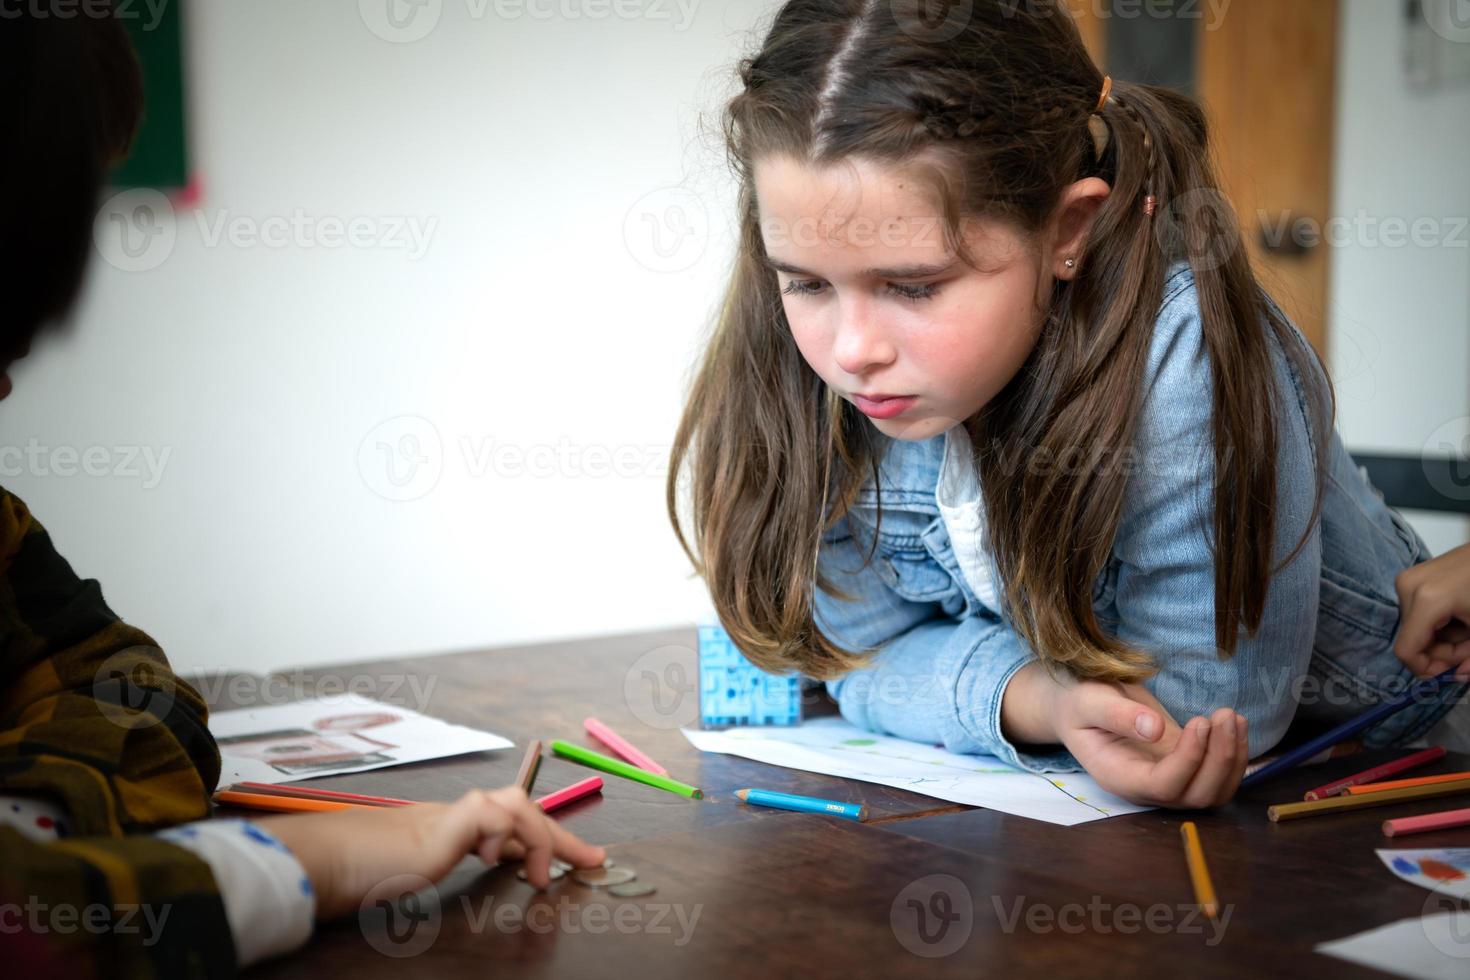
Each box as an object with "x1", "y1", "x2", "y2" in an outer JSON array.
[
  {"x1": 551, "y1": 859, "x2": 573, "y2": 872},
  {"x1": 515, "y1": 865, "x2": 566, "y2": 882},
  {"x1": 608, "y1": 883, "x2": 656, "y2": 898},
  {"x1": 572, "y1": 866, "x2": 637, "y2": 887}
]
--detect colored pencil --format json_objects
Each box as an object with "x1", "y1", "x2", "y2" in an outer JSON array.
[
  {"x1": 1345, "y1": 770, "x2": 1470, "y2": 795},
  {"x1": 232, "y1": 781, "x2": 417, "y2": 807},
  {"x1": 584, "y1": 717, "x2": 668, "y2": 775},
  {"x1": 516, "y1": 739, "x2": 544, "y2": 795},
  {"x1": 735, "y1": 788, "x2": 867, "y2": 821},
  {"x1": 1241, "y1": 668, "x2": 1460, "y2": 788},
  {"x1": 213, "y1": 789, "x2": 361, "y2": 813},
  {"x1": 1383, "y1": 805, "x2": 1470, "y2": 837},
  {"x1": 1303, "y1": 747, "x2": 1447, "y2": 800},
  {"x1": 535, "y1": 776, "x2": 604, "y2": 814},
  {"x1": 1179, "y1": 822, "x2": 1219, "y2": 919},
  {"x1": 550, "y1": 740, "x2": 702, "y2": 799},
  {"x1": 1267, "y1": 776, "x2": 1470, "y2": 822}
]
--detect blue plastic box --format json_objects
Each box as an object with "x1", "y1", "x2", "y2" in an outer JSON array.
[{"x1": 697, "y1": 621, "x2": 803, "y2": 728}]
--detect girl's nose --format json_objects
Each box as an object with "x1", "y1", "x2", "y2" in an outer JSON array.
[{"x1": 832, "y1": 303, "x2": 896, "y2": 377}]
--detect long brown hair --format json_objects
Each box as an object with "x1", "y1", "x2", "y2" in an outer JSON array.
[{"x1": 667, "y1": 0, "x2": 1332, "y2": 683}]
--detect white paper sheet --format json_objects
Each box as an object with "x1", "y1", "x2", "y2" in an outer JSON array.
[
  {"x1": 1317, "y1": 912, "x2": 1470, "y2": 978},
  {"x1": 1378, "y1": 850, "x2": 1470, "y2": 901},
  {"x1": 211, "y1": 693, "x2": 512, "y2": 784},
  {"x1": 682, "y1": 717, "x2": 1151, "y2": 826}
]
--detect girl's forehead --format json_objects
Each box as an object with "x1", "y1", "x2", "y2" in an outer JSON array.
[
  {"x1": 753, "y1": 154, "x2": 1023, "y2": 267},
  {"x1": 753, "y1": 155, "x2": 938, "y2": 226}
]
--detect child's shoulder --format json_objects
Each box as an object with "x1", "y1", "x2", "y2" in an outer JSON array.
[{"x1": 1143, "y1": 258, "x2": 1210, "y2": 394}]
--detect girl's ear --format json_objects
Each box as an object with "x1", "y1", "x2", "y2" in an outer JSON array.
[{"x1": 1049, "y1": 178, "x2": 1112, "y2": 280}]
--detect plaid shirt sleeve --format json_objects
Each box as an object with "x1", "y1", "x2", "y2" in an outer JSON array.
[{"x1": 0, "y1": 487, "x2": 236, "y2": 976}]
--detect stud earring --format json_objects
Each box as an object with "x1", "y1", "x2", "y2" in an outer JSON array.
[{"x1": 1064, "y1": 258, "x2": 1076, "y2": 269}]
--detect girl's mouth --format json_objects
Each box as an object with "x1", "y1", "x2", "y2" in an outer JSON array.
[{"x1": 852, "y1": 393, "x2": 917, "y2": 420}]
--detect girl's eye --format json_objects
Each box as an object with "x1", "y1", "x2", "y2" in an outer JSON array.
[{"x1": 780, "y1": 280, "x2": 942, "y2": 302}]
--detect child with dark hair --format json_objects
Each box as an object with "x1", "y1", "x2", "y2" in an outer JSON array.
[{"x1": 0, "y1": 9, "x2": 603, "y2": 976}]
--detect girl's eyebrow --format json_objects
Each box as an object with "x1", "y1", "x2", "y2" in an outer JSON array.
[{"x1": 763, "y1": 256, "x2": 959, "y2": 279}]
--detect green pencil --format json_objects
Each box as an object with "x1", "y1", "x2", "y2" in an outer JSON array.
[{"x1": 550, "y1": 740, "x2": 702, "y2": 799}]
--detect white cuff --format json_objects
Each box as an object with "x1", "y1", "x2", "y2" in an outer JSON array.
[{"x1": 156, "y1": 818, "x2": 316, "y2": 968}]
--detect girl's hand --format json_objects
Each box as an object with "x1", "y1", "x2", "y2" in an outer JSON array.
[
  {"x1": 1049, "y1": 674, "x2": 1249, "y2": 809},
  {"x1": 259, "y1": 787, "x2": 606, "y2": 920},
  {"x1": 1395, "y1": 543, "x2": 1470, "y2": 680}
]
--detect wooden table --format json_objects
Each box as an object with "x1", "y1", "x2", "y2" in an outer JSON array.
[{"x1": 199, "y1": 628, "x2": 1469, "y2": 978}]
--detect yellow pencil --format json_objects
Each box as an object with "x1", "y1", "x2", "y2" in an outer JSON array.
[
  {"x1": 1179, "y1": 821, "x2": 1219, "y2": 919},
  {"x1": 1268, "y1": 776, "x2": 1470, "y2": 821}
]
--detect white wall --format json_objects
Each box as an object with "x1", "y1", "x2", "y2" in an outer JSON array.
[
  {"x1": 3, "y1": 0, "x2": 757, "y2": 675},
  {"x1": 1329, "y1": 0, "x2": 1470, "y2": 555}
]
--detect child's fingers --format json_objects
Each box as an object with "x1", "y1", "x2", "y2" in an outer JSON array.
[
  {"x1": 1226, "y1": 713, "x2": 1250, "y2": 798},
  {"x1": 1178, "y1": 708, "x2": 1239, "y2": 809},
  {"x1": 541, "y1": 815, "x2": 606, "y2": 869},
  {"x1": 1141, "y1": 717, "x2": 1210, "y2": 803},
  {"x1": 482, "y1": 787, "x2": 557, "y2": 887},
  {"x1": 1395, "y1": 589, "x2": 1462, "y2": 671},
  {"x1": 1080, "y1": 685, "x2": 1165, "y2": 742}
]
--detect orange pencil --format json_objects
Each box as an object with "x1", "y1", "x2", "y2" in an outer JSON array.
[
  {"x1": 1345, "y1": 770, "x2": 1470, "y2": 795},
  {"x1": 213, "y1": 789, "x2": 363, "y2": 813}
]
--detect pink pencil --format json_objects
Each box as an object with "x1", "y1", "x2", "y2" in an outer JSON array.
[
  {"x1": 1382, "y1": 805, "x2": 1470, "y2": 837},
  {"x1": 1303, "y1": 746, "x2": 1447, "y2": 801},
  {"x1": 583, "y1": 717, "x2": 668, "y2": 776},
  {"x1": 535, "y1": 776, "x2": 603, "y2": 814}
]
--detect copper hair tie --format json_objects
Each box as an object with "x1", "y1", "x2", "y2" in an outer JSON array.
[{"x1": 1094, "y1": 75, "x2": 1113, "y2": 112}]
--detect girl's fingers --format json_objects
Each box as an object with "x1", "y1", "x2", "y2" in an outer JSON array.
[
  {"x1": 1223, "y1": 713, "x2": 1250, "y2": 804},
  {"x1": 1143, "y1": 717, "x2": 1210, "y2": 803},
  {"x1": 1081, "y1": 685, "x2": 1165, "y2": 742},
  {"x1": 1179, "y1": 708, "x2": 1239, "y2": 809}
]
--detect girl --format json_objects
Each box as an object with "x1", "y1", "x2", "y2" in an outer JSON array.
[{"x1": 668, "y1": 0, "x2": 1466, "y2": 808}]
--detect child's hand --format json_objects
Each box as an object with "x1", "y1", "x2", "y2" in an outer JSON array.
[
  {"x1": 1395, "y1": 543, "x2": 1470, "y2": 680},
  {"x1": 259, "y1": 787, "x2": 606, "y2": 920},
  {"x1": 1049, "y1": 675, "x2": 1249, "y2": 809}
]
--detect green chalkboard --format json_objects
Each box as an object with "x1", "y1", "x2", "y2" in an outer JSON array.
[{"x1": 111, "y1": 1, "x2": 189, "y2": 190}]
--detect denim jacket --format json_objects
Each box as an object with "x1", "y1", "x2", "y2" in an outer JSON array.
[{"x1": 815, "y1": 259, "x2": 1465, "y2": 772}]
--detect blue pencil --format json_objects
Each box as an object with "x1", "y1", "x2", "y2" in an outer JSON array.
[
  {"x1": 734, "y1": 788, "x2": 868, "y2": 821},
  {"x1": 1240, "y1": 668, "x2": 1462, "y2": 789}
]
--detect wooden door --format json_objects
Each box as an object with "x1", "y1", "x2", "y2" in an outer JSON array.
[{"x1": 1073, "y1": 0, "x2": 1339, "y2": 354}]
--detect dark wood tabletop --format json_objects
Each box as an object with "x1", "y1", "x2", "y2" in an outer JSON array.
[{"x1": 193, "y1": 628, "x2": 1468, "y2": 979}]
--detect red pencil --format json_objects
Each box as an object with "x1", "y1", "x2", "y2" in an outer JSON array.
[
  {"x1": 1302, "y1": 746, "x2": 1446, "y2": 801},
  {"x1": 535, "y1": 776, "x2": 603, "y2": 814},
  {"x1": 233, "y1": 781, "x2": 418, "y2": 807},
  {"x1": 1383, "y1": 805, "x2": 1470, "y2": 837}
]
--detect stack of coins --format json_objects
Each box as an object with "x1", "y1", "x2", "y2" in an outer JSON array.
[{"x1": 516, "y1": 857, "x2": 657, "y2": 897}]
